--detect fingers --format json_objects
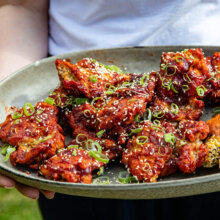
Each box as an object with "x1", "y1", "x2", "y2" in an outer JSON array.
[
  {"x1": 0, "y1": 173, "x2": 15, "y2": 188},
  {"x1": 15, "y1": 182, "x2": 40, "y2": 200},
  {"x1": 40, "y1": 190, "x2": 55, "y2": 199}
]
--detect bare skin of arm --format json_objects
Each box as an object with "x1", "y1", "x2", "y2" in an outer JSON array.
[{"x1": 0, "y1": 0, "x2": 54, "y2": 199}]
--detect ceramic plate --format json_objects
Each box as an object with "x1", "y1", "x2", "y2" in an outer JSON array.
[{"x1": 0, "y1": 46, "x2": 219, "y2": 199}]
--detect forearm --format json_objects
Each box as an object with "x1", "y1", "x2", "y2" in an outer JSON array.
[{"x1": 0, "y1": 1, "x2": 49, "y2": 81}]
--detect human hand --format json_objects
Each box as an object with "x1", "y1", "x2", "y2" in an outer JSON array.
[{"x1": 0, "y1": 173, "x2": 55, "y2": 199}]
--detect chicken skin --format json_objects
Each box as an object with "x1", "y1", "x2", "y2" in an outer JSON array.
[{"x1": 0, "y1": 102, "x2": 65, "y2": 169}]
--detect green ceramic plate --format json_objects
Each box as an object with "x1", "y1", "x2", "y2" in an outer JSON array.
[{"x1": 0, "y1": 46, "x2": 219, "y2": 199}]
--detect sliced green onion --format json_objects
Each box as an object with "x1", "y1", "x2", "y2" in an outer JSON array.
[
  {"x1": 91, "y1": 97, "x2": 106, "y2": 110},
  {"x1": 1, "y1": 144, "x2": 11, "y2": 156},
  {"x1": 196, "y1": 85, "x2": 207, "y2": 97},
  {"x1": 4, "y1": 147, "x2": 16, "y2": 162},
  {"x1": 105, "y1": 65, "x2": 123, "y2": 74},
  {"x1": 14, "y1": 119, "x2": 20, "y2": 124},
  {"x1": 86, "y1": 140, "x2": 102, "y2": 153},
  {"x1": 142, "y1": 162, "x2": 151, "y2": 172},
  {"x1": 153, "y1": 120, "x2": 161, "y2": 126},
  {"x1": 92, "y1": 176, "x2": 110, "y2": 185},
  {"x1": 75, "y1": 98, "x2": 90, "y2": 105},
  {"x1": 35, "y1": 118, "x2": 42, "y2": 123},
  {"x1": 164, "y1": 133, "x2": 176, "y2": 145},
  {"x1": 72, "y1": 149, "x2": 77, "y2": 156},
  {"x1": 176, "y1": 56, "x2": 183, "y2": 63},
  {"x1": 183, "y1": 73, "x2": 192, "y2": 83},
  {"x1": 96, "y1": 130, "x2": 105, "y2": 138},
  {"x1": 83, "y1": 109, "x2": 91, "y2": 118},
  {"x1": 179, "y1": 140, "x2": 187, "y2": 146},
  {"x1": 118, "y1": 171, "x2": 137, "y2": 184},
  {"x1": 89, "y1": 150, "x2": 109, "y2": 163},
  {"x1": 171, "y1": 83, "x2": 179, "y2": 93},
  {"x1": 212, "y1": 107, "x2": 220, "y2": 114},
  {"x1": 130, "y1": 127, "x2": 143, "y2": 135},
  {"x1": 134, "y1": 114, "x2": 140, "y2": 122},
  {"x1": 57, "y1": 148, "x2": 64, "y2": 154},
  {"x1": 150, "y1": 120, "x2": 163, "y2": 131},
  {"x1": 144, "y1": 109, "x2": 152, "y2": 121},
  {"x1": 45, "y1": 97, "x2": 55, "y2": 105},
  {"x1": 158, "y1": 146, "x2": 165, "y2": 156},
  {"x1": 128, "y1": 99, "x2": 136, "y2": 103},
  {"x1": 182, "y1": 85, "x2": 189, "y2": 92},
  {"x1": 67, "y1": 145, "x2": 79, "y2": 149},
  {"x1": 23, "y1": 103, "x2": 35, "y2": 116},
  {"x1": 171, "y1": 103, "x2": 179, "y2": 115},
  {"x1": 76, "y1": 133, "x2": 88, "y2": 143},
  {"x1": 160, "y1": 64, "x2": 167, "y2": 70},
  {"x1": 39, "y1": 136, "x2": 51, "y2": 142},
  {"x1": 152, "y1": 110, "x2": 165, "y2": 119},
  {"x1": 97, "y1": 167, "x2": 104, "y2": 176},
  {"x1": 166, "y1": 65, "x2": 177, "y2": 76},
  {"x1": 11, "y1": 111, "x2": 23, "y2": 120},
  {"x1": 36, "y1": 109, "x2": 44, "y2": 115},
  {"x1": 136, "y1": 136, "x2": 148, "y2": 145},
  {"x1": 55, "y1": 96, "x2": 62, "y2": 107},
  {"x1": 162, "y1": 78, "x2": 171, "y2": 90},
  {"x1": 90, "y1": 75, "x2": 98, "y2": 83},
  {"x1": 140, "y1": 74, "x2": 149, "y2": 86}
]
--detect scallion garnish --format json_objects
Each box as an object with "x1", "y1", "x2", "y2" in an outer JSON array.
[
  {"x1": 142, "y1": 162, "x2": 151, "y2": 172},
  {"x1": 11, "y1": 111, "x2": 23, "y2": 120},
  {"x1": 23, "y1": 103, "x2": 35, "y2": 116},
  {"x1": 35, "y1": 118, "x2": 42, "y2": 123},
  {"x1": 140, "y1": 74, "x2": 149, "y2": 86},
  {"x1": 90, "y1": 75, "x2": 98, "y2": 83},
  {"x1": 164, "y1": 133, "x2": 176, "y2": 145},
  {"x1": 45, "y1": 97, "x2": 55, "y2": 105},
  {"x1": 118, "y1": 171, "x2": 137, "y2": 184},
  {"x1": 89, "y1": 150, "x2": 109, "y2": 163},
  {"x1": 176, "y1": 56, "x2": 183, "y2": 63},
  {"x1": 86, "y1": 140, "x2": 102, "y2": 153},
  {"x1": 144, "y1": 109, "x2": 152, "y2": 121},
  {"x1": 136, "y1": 136, "x2": 148, "y2": 145},
  {"x1": 162, "y1": 78, "x2": 171, "y2": 90},
  {"x1": 183, "y1": 73, "x2": 191, "y2": 83},
  {"x1": 171, "y1": 83, "x2": 178, "y2": 93},
  {"x1": 171, "y1": 103, "x2": 179, "y2": 115},
  {"x1": 196, "y1": 85, "x2": 207, "y2": 97},
  {"x1": 3, "y1": 146, "x2": 16, "y2": 162},
  {"x1": 91, "y1": 97, "x2": 106, "y2": 110},
  {"x1": 76, "y1": 133, "x2": 88, "y2": 144},
  {"x1": 166, "y1": 65, "x2": 177, "y2": 76},
  {"x1": 96, "y1": 130, "x2": 105, "y2": 138},
  {"x1": 75, "y1": 98, "x2": 90, "y2": 105},
  {"x1": 152, "y1": 110, "x2": 165, "y2": 119},
  {"x1": 97, "y1": 167, "x2": 104, "y2": 176},
  {"x1": 134, "y1": 114, "x2": 140, "y2": 122},
  {"x1": 39, "y1": 136, "x2": 51, "y2": 142},
  {"x1": 83, "y1": 109, "x2": 91, "y2": 118},
  {"x1": 130, "y1": 127, "x2": 143, "y2": 135},
  {"x1": 93, "y1": 176, "x2": 110, "y2": 184},
  {"x1": 182, "y1": 85, "x2": 189, "y2": 92},
  {"x1": 67, "y1": 145, "x2": 79, "y2": 149}
]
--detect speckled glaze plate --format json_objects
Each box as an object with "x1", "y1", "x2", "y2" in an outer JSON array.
[{"x1": 0, "y1": 46, "x2": 219, "y2": 199}]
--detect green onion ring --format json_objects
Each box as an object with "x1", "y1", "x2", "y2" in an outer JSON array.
[
  {"x1": 136, "y1": 136, "x2": 148, "y2": 145},
  {"x1": 171, "y1": 83, "x2": 179, "y2": 93},
  {"x1": 90, "y1": 75, "x2": 98, "y2": 83},
  {"x1": 45, "y1": 97, "x2": 55, "y2": 105},
  {"x1": 171, "y1": 103, "x2": 179, "y2": 115},
  {"x1": 142, "y1": 162, "x2": 151, "y2": 172},
  {"x1": 83, "y1": 109, "x2": 91, "y2": 118},
  {"x1": 164, "y1": 133, "x2": 176, "y2": 145},
  {"x1": 152, "y1": 110, "x2": 165, "y2": 119},
  {"x1": 144, "y1": 109, "x2": 152, "y2": 121},
  {"x1": 183, "y1": 73, "x2": 192, "y2": 83},
  {"x1": 91, "y1": 97, "x2": 106, "y2": 110},
  {"x1": 166, "y1": 65, "x2": 177, "y2": 76},
  {"x1": 11, "y1": 111, "x2": 23, "y2": 120},
  {"x1": 162, "y1": 78, "x2": 171, "y2": 90},
  {"x1": 140, "y1": 73, "x2": 149, "y2": 86},
  {"x1": 176, "y1": 56, "x2": 183, "y2": 63},
  {"x1": 196, "y1": 85, "x2": 207, "y2": 97},
  {"x1": 39, "y1": 136, "x2": 51, "y2": 142},
  {"x1": 96, "y1": 130, "x2": 105, "y2": 138},
  {"x1": 23, "y1": 103, "x2": 35, "y2": 116},
  {"x1": 130, "y1": 127, "x2": 143, "y2": 135},
  {"x1": 89, "y1": 150, "x2": 109, "y2": 163},
  {"x1": 182, "y1": 85, "x2": 189, "y2": 92},
  {"x1": 97, "y1": 167, "x2": 104, "y2": 176},
  {"x1": 4, "y1": 146, "x2": 16, "y2": 162},
  {"x1": 86, "y1": 140, "x2": 102, "y2": 153},
  {"x1": 72, "y1": 149, "x2": 77, "y2": 156},
  {"x1": 92, "y1": 176, "x2": 110, "y2": 185},
  {"x1": 160, "y1": 64, "x2": 167, "y2": 70},
  {"x1": 118, "y1": 171, "x2": 137, "y2": 184},
  {"x1": 134, "y1": 114, "x2": 140, "y2": 122},
  {"x1": 158, "y1": 146, "x2": 166, "y2": 156},
  {"x1": 67, "y1": 145, "x2": 79, "y2": 149},
  {"x1": 1, "y1": 144, "x2": 11, "y2": 156},
  {"x1": 76, "y1": 133, "x2": 88, "y2": 144},
  {"x1": 35, "y1": 118, "x2": 42, "y2": 123}
]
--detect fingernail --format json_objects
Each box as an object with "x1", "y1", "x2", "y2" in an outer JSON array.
[
  {"x1": 32, "y1": 194, "x2": 39, "y2": 200},
  {"x1": 4, "y1": 185, "x2": 14, "y2": 189}
]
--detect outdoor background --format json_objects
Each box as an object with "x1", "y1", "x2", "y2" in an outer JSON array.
[{"x1": 0, "y1": 188, "x2": 42, "y2": 220}]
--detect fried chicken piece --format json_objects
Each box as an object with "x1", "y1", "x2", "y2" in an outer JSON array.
[
  {"x1": 203, "y1": 114, "x2": 220, "y2": 168},
  {"x1": 176, "y1": 120, "x2": 209, "y2": 173},
  {"x1": 122, "y1": 121, "x2": 175, "y2": 182},
  {"x1": 156, "y1": 48, "x2": 210, "y2": 102},
  {"x1": 40, "y1": 147, "x2": 104, "y2": 183},
  {"x1": 150, "y1": 97, "x2": 204, "y2": 121},
  {"x1": 56, "y1": 58, "x2": 130, "y2": 98},
  {"x1": 0, "y1": 102, "x2": 65, "y2": 169}
]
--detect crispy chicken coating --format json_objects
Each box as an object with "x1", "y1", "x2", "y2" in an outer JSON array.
[
  {"x1": 122, "y1": 121, "x2": 175, "y2": 182},
  {"x1": 40, "y1": 147, "x2": 104, "y2": 184},
  {"x1": 203, "y1": 114, "x2": 220, "y2": 168},
  {"x1": 0, "y1": 102, "x2": 65, "y2": 169},
  {"x1": 56, "y1": 58, "x2": 130, "y2": 98},
  {"x1": 176, "y1": 120, "x2": 209, "y2": 173}
]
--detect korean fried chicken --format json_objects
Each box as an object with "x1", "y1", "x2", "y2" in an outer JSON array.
[
  {"x1": 40, "y1": 147, "x2": 104, "y2": 184},
  {"x1": 122, "y1": 121, "x2": 175, "y2": 182},
  {"x1": 56, "y1": 58, "x2": 130, "y2": 98},
  {"x1": 0, "y1": 102, "x2": 65, "y2": 169}
]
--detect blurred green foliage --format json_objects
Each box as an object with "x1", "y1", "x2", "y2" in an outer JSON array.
[{"x1": 0, "y1": 188, "x2": 42, "y2": 220}]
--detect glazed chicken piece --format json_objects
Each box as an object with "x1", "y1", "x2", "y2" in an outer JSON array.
[
  {"x1": 122, "y1": 121, "x2": 175, "y2": 182},
  {"x1": 176, "y1": 120, "x2": 209, "y2": 173},
  {"x1": 150, "y1": 96, "x2": 204, "y2": 121},
  {"x1": 40, "y1": 147, "x2": 104, "y2": 183},
  {"x1": 56, "y1": 58, "x2": 130, "y2": 98},
  {"x1": 203, "y1": 114, "x2": 220, "y2": 168},
  {"x1": 0, "y1": 102, "x2": 65, "y2": 169},
  {"x1": 156, "y1": 48, "x2": 211, "y2": 102}
]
